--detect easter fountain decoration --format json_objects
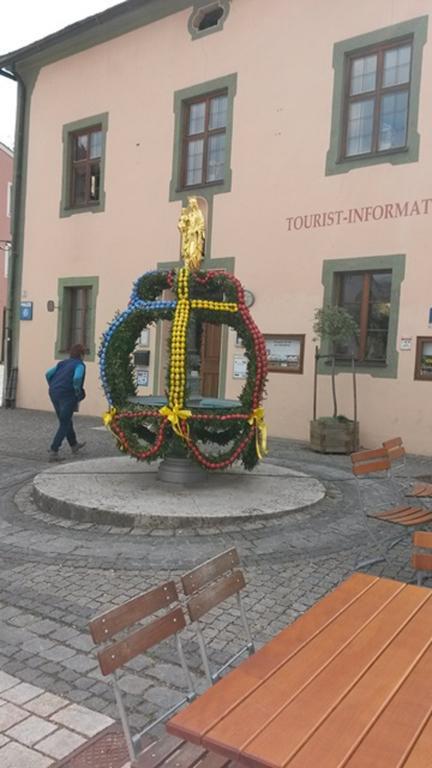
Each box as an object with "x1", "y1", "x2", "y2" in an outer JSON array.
[{"x1": 99, "y1": 197, "x2": 268, "y2": 482}]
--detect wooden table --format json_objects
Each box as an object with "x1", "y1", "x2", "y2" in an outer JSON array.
[{"x1": 167, "y1": 573, "x2": 432, "y2": 768}]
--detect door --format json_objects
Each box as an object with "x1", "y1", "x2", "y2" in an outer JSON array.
[{"x1": 200, "y1": 322, "x2": 221, "y2": 397}]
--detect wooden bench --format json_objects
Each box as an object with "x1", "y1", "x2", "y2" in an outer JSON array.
[
  {"x1": 351, "y1": 447, "x2": 432, "y2": 567},
  {"x1": 89, "y1": 580, "x2": 200, "y2": 767},
  {"x1": 181, "y1": 548, "x2": 255, "y2": 685},
  {"x1": 383, "y1": 436, "x2": 432, "y2": 498}
]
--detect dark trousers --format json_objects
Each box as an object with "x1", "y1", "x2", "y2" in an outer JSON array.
[{"x1": 49, "y1": 392, "x2": 78, "y2": 452}]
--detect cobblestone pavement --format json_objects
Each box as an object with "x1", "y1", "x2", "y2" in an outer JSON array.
[{"x1": 1, "y1": 408, "x2": 432, "y2": 762}]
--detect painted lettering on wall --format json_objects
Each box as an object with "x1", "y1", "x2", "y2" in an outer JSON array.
[{"x1": 286, "y1": 198, "x2": 432, "y2": 232}]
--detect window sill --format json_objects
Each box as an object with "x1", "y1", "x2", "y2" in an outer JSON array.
[
  {"x1": 337, "y1": 146, "x2": 409, "y2": 165},
  {"x1": 60, "y1": 201, "x2": 104, "y2": 218}
]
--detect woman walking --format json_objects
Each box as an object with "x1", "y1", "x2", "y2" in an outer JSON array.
[{"x1": 46, "y1": 343, "x2": 86, "y2": 461}]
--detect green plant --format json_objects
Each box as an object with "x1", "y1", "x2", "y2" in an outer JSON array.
[{"x1": 313, "y1": 305, "x2": 359, "y2": 418}]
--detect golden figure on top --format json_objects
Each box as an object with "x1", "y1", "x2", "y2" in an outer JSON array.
[{"x1": 178, "y1": 196, "x2": 205, "y2": 271}]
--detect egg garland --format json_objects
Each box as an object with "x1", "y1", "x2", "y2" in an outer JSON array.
[{"x1": 99, "y1": 198, "x2": 268, "y2": 471}]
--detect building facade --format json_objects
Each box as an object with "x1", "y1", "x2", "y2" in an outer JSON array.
[
  {"x1": 1, "y1": 0, "x2": 432, "y2": 452},
  {"x1": 0, "y1": 141, "x2": 13, "y2": 403}
]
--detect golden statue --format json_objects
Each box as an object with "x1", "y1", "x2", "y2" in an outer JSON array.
[{"x1": 178, "y1": 197, "x2": 205, "y2": 271}]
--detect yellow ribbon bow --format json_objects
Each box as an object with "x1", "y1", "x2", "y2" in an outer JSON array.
[
  {"x1": 248, "y1": 406, "x2": 268, "y2": 460},
  {"x1": 159, "y1": 404, "x2": 192, "y2": 440},
  {"x1": 102, "y1": 407, "x2": 117, "y2": 428}
]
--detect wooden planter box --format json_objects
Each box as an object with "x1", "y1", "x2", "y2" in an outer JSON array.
[{"x1": 310, "y1": 418, "x2": 359, "y2": 454}]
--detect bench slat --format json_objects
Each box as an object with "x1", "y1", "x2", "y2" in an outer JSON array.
[
  {"x1": 98, "y1": 607, "x2": 186, "y2": 675},
  {"x1": 187, "y1": 571, "x2": 246, "y2": 622},
  {"x1": 182, "y1": 549, "x2": 240, "y2": 596},
  {"x1": 89, "y1": 581, "x2": 179, "y2": 644}
]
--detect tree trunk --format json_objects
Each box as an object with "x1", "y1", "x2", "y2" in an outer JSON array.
[{"x1": 331, "y1": 352, "x2": 337, "y2": 418}]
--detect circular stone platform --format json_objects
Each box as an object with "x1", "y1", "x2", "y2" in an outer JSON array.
[{"x1": 32, "y1": 457, "x2": 325, "y2": 528}]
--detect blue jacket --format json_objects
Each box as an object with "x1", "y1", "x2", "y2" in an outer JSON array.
[{"x1": 46, "y1": 358, "x2": 85, "y2": 399}]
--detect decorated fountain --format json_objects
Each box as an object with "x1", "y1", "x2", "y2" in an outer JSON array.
[
  {"x1": 30, "y1": 200, "x2": 325, "y2": 526},
  {"x1": 99, "y1": 198, "x2": 268, "y2": 480}
]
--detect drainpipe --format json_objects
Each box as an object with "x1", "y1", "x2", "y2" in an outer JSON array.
[{"x1": 0, "y1": 66, "x2": 26, "y2": 407}]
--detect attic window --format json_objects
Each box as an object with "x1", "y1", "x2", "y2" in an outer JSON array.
[
  {"x1": 197, "y1": 5, "x2": 224, "y2": 30},
  {"x1": 190, "y1": 3, "x2": 229, "y2": 37}
]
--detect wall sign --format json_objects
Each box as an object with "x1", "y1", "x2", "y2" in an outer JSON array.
[
  {"x1": 136, "y1": 369, "x2": 149, "y2": 387},
  {"x1": 20, "y1": 301, "x2": 33, "y2": 321},
  {"x1": 428, "y1": 308, "x2": 432, "y2": 327},
  {"x1": 265, "y1": 334, "x2": 305, "y2": 374},
  {"x1": 400, "y1": 337, "x2": 412, "y2": 351},
  {"x1": 286, "y1": 197, "x2": 432, "y2": 233},
  {"x1": 233, "y1": 355, "x2": 247, "y2": 379}
]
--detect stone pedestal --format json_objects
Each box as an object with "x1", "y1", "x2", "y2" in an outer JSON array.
[{"x1": 157, "y1": 457, "x2": 207, "y2": 485}]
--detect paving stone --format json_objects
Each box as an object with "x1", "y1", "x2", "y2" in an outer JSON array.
[
  {"x1": 49, "y1": 627, "x2": 80, "y2": 642},
  {"x1": 0, "y1": 672, "x2": 19, "y2": 694},
  {"x1": 22, "y1": 637, "x2": 55, "y2": 653},
  {"x1": 145, "y1": 686, "x2": 186, "y2": 711},
  {"x1": 24, "y1": 692, "x2": 69, "y2": 718},
  {"x1": 6, "y1": 714, "x2": 57, "y2": 746},
  {"x1": 0, "y1": 734, "x2": 9, "y2": 747},
  {"x1": 29, "y1": 620, "x2": 60, "y2": 636},
  {"x1": 0, "y1": 741, "x2": 53, "y2": 767},
  {"x1": 40, "y1": 645, "x2": 77, "y2": 663},
  {"x1": 2, "y1": 683, "x2": 44, "y2": 705},
  {"x1": 37, "y1": 727, "x2": 86, "y2": 760},
  {"x1": 61, "y1": 654, "x2": 98, "y2": 673},
  {"x1": 66, "y1": 634, "x2": 94, "y2": 652},
  {"x1": 0, "y1": 702, "x2": 29, "y2": 729},
  {"x1": 51, "y1": 703, "x2": 113, "y2": 736}
]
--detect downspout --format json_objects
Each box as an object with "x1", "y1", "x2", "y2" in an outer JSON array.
[{"x1": 0, "y1": 66, "x2": 26, "y2": 407}]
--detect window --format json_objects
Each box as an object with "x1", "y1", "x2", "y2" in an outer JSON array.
[
  {"x1": 343, "y1": 41, "x2": 411, "y2": 158},
  {"x1": 414, "y1": 337, "x2": 432, "y2": 381},
  {"x1": 188, "y1": 1, "x2": 230, "y2": 40},
  {"x1": 182, "y1": 91, "x2": 228, "y2": 188},
  {"x1": 60, "y1": 113, "x2": 108, "y2": 217},
  {"x1": 170, "y1": 74, "x2": 237, "y2": 204},
  {"x1": 197, "y1": 6, "x2": 224, "y2": 30},
  {"x1": 69, "y1": 126, "x2": 102, "y2": 207},
  {"x1": 326, "y1": 16, "x2": 428, "y2": 175},
  {"x1": 62, "y1": 286, "x2": 92, "y2": 352},
  {"x1": 335, "y1": 271, "x2": 391, "y2": 363},
  {"x1": 320, "y1": 255, "x2": 405, "y2": 378},
  {"x1": 55, "y1": 277, "x2": 99, "y2": 361}
]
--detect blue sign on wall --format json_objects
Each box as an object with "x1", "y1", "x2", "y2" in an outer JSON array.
[
  {"x1": 20, "y1": 301, "x2": 33, "y2": 321},
  {"x1": 429, "y1": 307, "x2": 432, "y2": 326}
]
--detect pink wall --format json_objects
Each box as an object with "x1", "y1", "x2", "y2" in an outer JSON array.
[
  {"x1": 0, "y1": 143, "x2": 13, "y2": 361},
  {"x1": 15, "y1": 0, "x2": 432, "y2": 453}
]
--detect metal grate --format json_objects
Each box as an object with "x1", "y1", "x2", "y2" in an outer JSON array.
[{"x1": 54, "y1": 725, "x2": 129, "y2": 768}]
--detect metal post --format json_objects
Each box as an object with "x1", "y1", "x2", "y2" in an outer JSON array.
[
  {"x1": 175, "y1": 633, "x2": 196, "y2": 700},
  {"x1": 313, "y1": 346, "x2": 318, "y2": 421},
  {"x1": 195, "y1": 621, "x2": 213, "y2": 686},
  {"x1": 112, "y1": 672, "x2": 136, "y2": 762},
  {"x1": 236, "y1": 592, "x2": 255, "y2": 654}
]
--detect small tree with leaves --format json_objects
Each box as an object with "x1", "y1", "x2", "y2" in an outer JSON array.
[{"x1": 313, "y1": 305, "x2": 359, "y2": 418}]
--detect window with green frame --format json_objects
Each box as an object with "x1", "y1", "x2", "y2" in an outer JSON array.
[
  {"x1": 326, "y1": 16, "x2": 427, "y2": 175},
  {"x1": 320, "y1": 255, "x2": 405, "y2": 378},
  {"x1": 60, "y1": 113, "x2": 108, "y2": 217},
  {"x1": 55, "y1": 277, "x2": 99, "y2": 361},
  {"x1": 169, "y1": 74, "x2": 237, "y2": 203}
]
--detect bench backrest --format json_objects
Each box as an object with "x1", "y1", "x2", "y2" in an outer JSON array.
[
  {"x1": 351, "y1": 447, "x2": 390, "y2": 476},
  {"x1": 89, "y1": 581, "x2": 195, "y2": 762},
  {"x1": 383, "y1": 437, "x2": 406, "y2": 464},
  {"x1": 181, "y1": 548, "x2": 254, "y2": 684},
  {"x1": 182, "y1": 548, "x2": 245, "y2": 622}
]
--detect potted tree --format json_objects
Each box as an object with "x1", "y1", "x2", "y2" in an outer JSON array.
[{"x1": 310, "y1": 305, "x2": 360, "y2": 454}]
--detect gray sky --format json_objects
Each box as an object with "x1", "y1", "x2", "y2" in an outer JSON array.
[{"x1": 0, "y1": 0, "x2": 120, "y2": 148}]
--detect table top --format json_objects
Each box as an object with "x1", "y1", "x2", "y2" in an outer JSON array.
[{"x1": 167, "y1": 572, "x2": 432, "y2": 768}]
